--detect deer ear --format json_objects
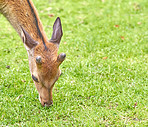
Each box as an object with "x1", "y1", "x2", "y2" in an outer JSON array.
[
  {"x1": 50, "y1": 17, "x2": 63, "y2": 46},
  {"x1": 21, "y1": 27, "x2": 38, "y2": 49}
]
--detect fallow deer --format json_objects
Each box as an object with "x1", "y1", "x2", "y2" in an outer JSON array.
[{"x1": 0, "y1": 0, "x2": 66, "y2": 107}]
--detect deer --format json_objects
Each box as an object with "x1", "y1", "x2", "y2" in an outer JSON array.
[{"x1": 0, "y1": 0, "x2": 66, "y2": 107}]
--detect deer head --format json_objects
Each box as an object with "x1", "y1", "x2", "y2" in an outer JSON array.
[{"x1": 21, "y1": 17, "x2": 66, "y2": 107}]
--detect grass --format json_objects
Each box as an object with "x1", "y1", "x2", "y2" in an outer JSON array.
[{"x1": 0, "y1": 0, "x2": 148, "y2": 126}]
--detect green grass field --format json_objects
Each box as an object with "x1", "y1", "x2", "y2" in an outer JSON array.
[{"x1": 0, "y1": 0, "x2": 148, "y2": 126}]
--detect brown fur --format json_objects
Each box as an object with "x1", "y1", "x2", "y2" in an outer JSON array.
[
  {"x1": 0, "y1": 0, "x2": 65, "y2": 107},
  {"x1": 0, "y1": 0, "x2": 47, "y2": 41}
]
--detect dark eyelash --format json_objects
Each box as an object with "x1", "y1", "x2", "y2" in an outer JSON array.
[{"x1": 32, "y1": 75, "x2": 39, "y2": 82}]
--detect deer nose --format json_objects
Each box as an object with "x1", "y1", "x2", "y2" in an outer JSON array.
[{"x1": 43, "y1": 100, "x2": 53, "y2": 107}]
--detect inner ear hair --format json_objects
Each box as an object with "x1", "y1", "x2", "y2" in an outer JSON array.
[{"x1": 20, "y1": 26, "x2": 38, "y2": 49}]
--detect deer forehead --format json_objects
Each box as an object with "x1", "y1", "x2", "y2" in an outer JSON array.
[
  {"x1": 37, "y1": 65, "x2": 59, "y2": 87},
  {"x1": 35, "y1": 43, "x2": 58, "y2": 56},
  {"x1": 35, "y1": 54, "x2": 59, "y2": 75}
]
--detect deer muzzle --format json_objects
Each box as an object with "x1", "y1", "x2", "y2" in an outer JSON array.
[{"x1": 39, "y1": 94, "x2": 53, "y2": 107}]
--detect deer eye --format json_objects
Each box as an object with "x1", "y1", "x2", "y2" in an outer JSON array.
[{"x1": 32, "y1": 75, "x2": 39, "y2": 82}]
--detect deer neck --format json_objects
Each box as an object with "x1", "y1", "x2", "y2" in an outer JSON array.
[
  {"x1": 0, "y1": 0, "x2": 48, "y2": 42},
  {"x1": 0, "y1": 0, "x2": 49, "y2": 75}
]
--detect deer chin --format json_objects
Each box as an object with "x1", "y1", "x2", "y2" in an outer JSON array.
[{"x1": 39, "y1": 94, "x2": 41, "y2": 103}]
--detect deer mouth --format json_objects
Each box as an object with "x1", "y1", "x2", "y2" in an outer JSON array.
[
  {"x1": 43, "y1": 101, "x2": 53, "y2": 107},
  {"x1": 39, "y1": 94, "x2": 53, "y2": 107}
]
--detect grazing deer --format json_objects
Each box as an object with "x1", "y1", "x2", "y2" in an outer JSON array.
[{"x1": 0, "y1": 0, "x2": 66, "y2": 107}]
